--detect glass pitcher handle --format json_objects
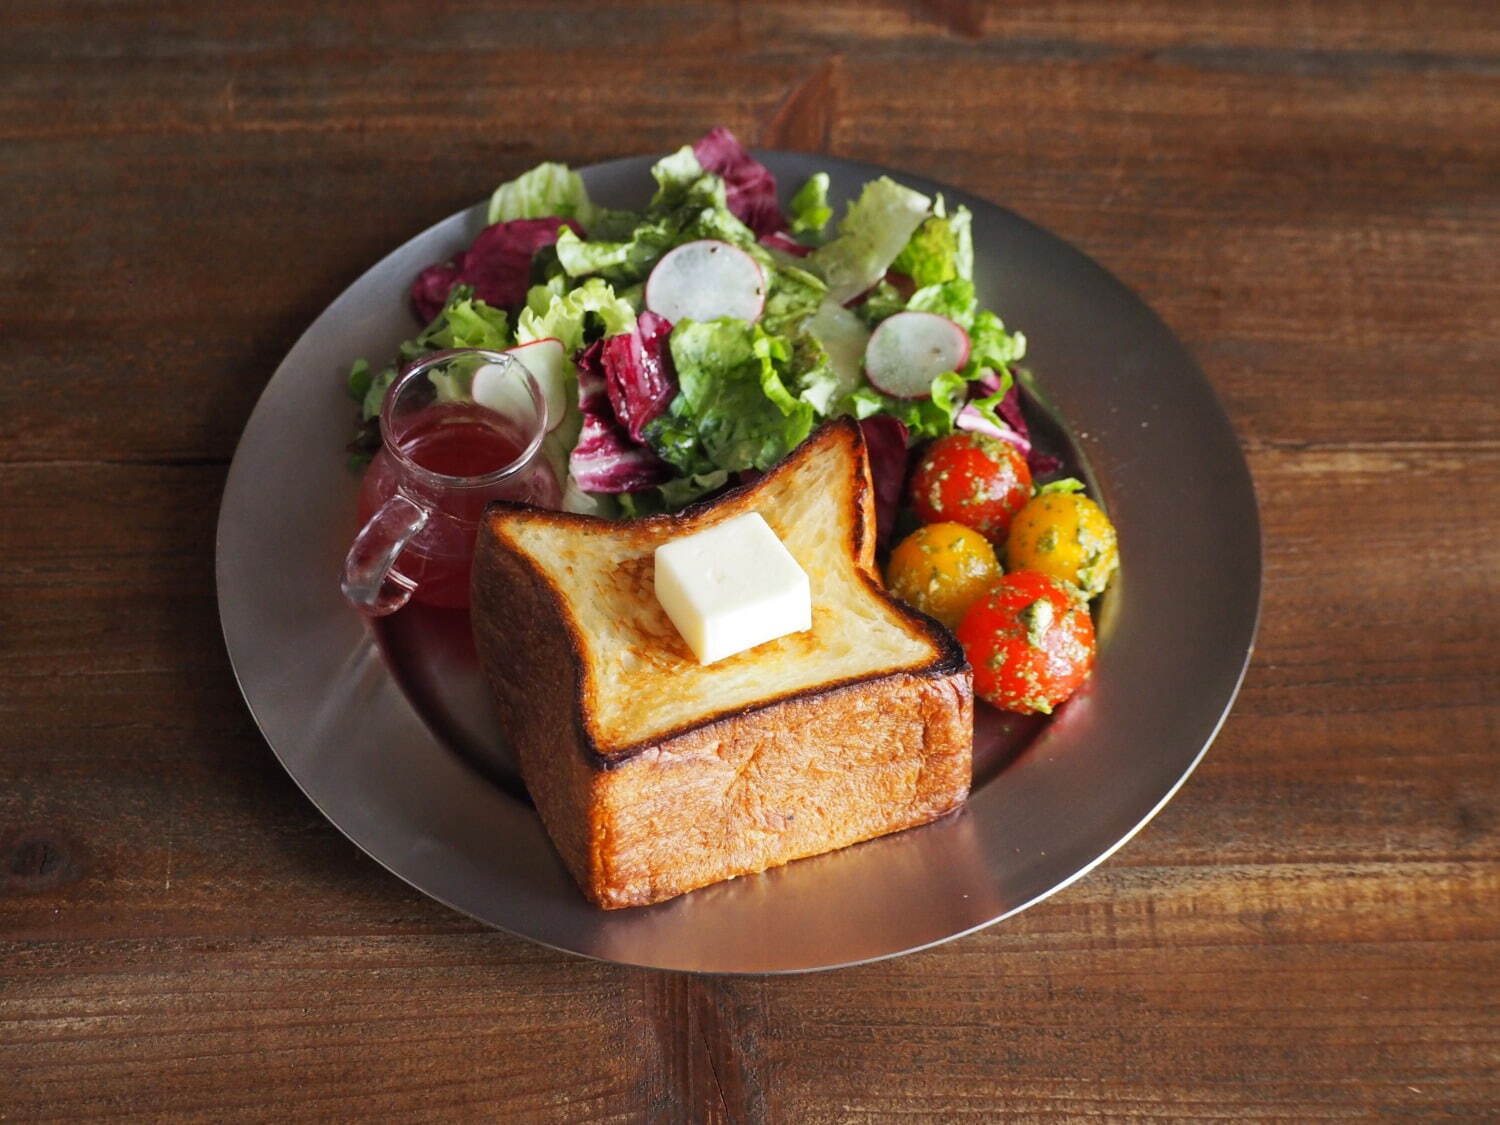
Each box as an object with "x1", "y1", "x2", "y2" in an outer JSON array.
[{"x1": 340, "y1": 493, "x2": 429, "y2": 616}]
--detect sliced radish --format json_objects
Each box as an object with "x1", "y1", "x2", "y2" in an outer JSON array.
[
  {"x1": 863, "y1": 311, "x2": 971, "y2": 399},
  {"x1": 469, "y1": 362, "x2": 528, "y2": 419},
  {"x1": 804, "y1": 299, "x2": 870, "y2": 412},
  {"x1": 504, "y1": 337, "x2": 571, "y2": 432},
  {"x1": 644, "y1": 239, "x2": 766, "y2": 324}
]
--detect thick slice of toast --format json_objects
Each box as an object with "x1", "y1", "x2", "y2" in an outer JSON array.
[{"x1": 471, "y1": 418, "x2": 973, "y2": 908}]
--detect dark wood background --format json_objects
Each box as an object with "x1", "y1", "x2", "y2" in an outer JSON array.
[{"x1": 3, "y1": 1, "x2": 1497, "y2": 1119}]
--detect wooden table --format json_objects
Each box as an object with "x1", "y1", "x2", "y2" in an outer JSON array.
[{"x1": 4, "y1": 2, "x2": 1497, "y2": 1119}]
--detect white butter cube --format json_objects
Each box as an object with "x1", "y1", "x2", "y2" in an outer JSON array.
[{"x1": 654, "y1": 512, "x2": 812, "y2": 665}]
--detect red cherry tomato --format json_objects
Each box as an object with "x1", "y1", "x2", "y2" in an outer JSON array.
[
  {"x1": 909, "y1": 433, "x2": 1032, "y2": 546},
  {"x1": 955, "y1": 571, "x2": 1095, "y2": 714}
]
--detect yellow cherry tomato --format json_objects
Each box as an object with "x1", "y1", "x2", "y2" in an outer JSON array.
[
  {"x1": 885, "y1": 522, "x2": 1003, "y2": 629},
  {"x1": 1005, "y1": 491, "x2": 1119, "y2": 598}
]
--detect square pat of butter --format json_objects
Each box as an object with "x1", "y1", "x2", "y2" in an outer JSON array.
[{"x1": 653, "y1": 512, "x2": 812, "y2": 665}]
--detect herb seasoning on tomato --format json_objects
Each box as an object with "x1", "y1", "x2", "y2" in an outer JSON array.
[
  {"x1": 1006, "y1": 487, "x2": 1119, "y2": 598},
  {"x1": 955, "y1": 570, "x2": 1096, "y2": 714},
  {"x1": 908, "y1": 432, "x2": 1032, "y2": 547}
]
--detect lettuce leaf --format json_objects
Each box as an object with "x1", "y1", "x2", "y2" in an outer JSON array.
[
  {"x1": 787, "y1": 332, "x2": 841, "y2": 414},
  {"x1": 953, "y1": 366, "x2": 1015, "y2": 437},
  {"x1": 966, "y1": 308, "x2": 1027, "y2": 370},
  {"x1": 851, "y1": 279, "x2": 909, "y2": 328},
  {"x1": 348, "y1": 286, "x2": 514, "y2": 424},
  {"x1": 892, "y1": 216, "x2": 959, "y2": 288},
  {"x1": 760, "y1": 260, "x2": 827, "y2": 336},
  {"x1": 789, "y1": 172, "x2": 832, "y2": 236},
  {"x1": 1036, "y1": 477, "x2": 1086, "y2": 495},
  {"x1": 514, "y1": 277, "x2": 636, "y2": 353},
  {"x1": 427, "y1": 293, "x2": 512, "y2": 351},
  {"x1": 892, "y1": 203, "x2": 974, "y2": 287},
  {"x1": 845, "y1": 384, "x2": 951, "y2": 442},
  {"x1": 907, "y1": 278, "x2": 977, "y2": 329},
  {"x1": 949, "y1": 204, "x2": 974, "y2": 282},
  {"x1": 488, "y1": 162, "x2": 598, "y2": 226},
  {"x1": 806, "y1": 177, "x2": 931, "y2": 302},
  {"x1": 646, "y1": 318, "x2": 815, "y2": 477},
  {"x1": 552, "y1": 217, "x2": 690, "y2": 283},
  {"x1": 550, "y1": 154, "x2": 767, "y2": 288},
  {"x1": 650, "y1": 146, "x2": 708, "y2": 210},
  {"x1": 658, "y1": 469, "x2": 731, "y2": 510}
]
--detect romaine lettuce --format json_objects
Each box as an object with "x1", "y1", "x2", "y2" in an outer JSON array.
[
  {"x1": 647, "y1": 318, "x2": 815, "y2": 477},
  {"x1": 789, "y1": 173, "x2": 832, "y2": 236},
  {"x1": 966, "y1": 308, "x2": 1027, "y2": 370},
  {"x1": 649, "y1": 146, "x2": 707, "y2": 210},
  {"x1": 851, "y1": 279, "x2": 909, "y2": 328},
  {"x1": 907, "y1": 278, "x2": 978, "y2": 329},
  {"x1": 891, "y1": 203, "x2": 974, "y2": 287},
  {"x1": 760, "y1": 260, "x2": 827, "y2": 336},
  {"x1": 347, "y1": 286, "x2": 514, "y2": 424},
  {"x1": 806, "y1": 177, "x2": 931, "y2": 303},
  {"x1": 514, "y1": 277, "x2": 636, "y2": 353},
  {"x1": 488, "y1": 162, "x2": 598, "y2": 226},
  {"x1": 845, "y1": 384, "x2": 951, "y2": 443}
]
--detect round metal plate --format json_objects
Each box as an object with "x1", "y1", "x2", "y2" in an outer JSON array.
[{"x1": 216, "y1": 151, "x2": 1261, "y2": 973}]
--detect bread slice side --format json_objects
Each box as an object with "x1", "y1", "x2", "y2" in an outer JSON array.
[
  {"x1": 587, "y1": 668, "x2": 972, "y2": 908},
  {"x1": 474, "y1": 419, "x2": 964, "y2": 763}
]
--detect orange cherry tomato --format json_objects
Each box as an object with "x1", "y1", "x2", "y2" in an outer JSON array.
[
  {"x1": 885, "y1": 522, "x2": 1003, "y2": 629},
  {"x1": 955, "y1": 570, "x2": 1095, "y2": 714},
  {"x1": 1006, "y1": 490, "x2": 1119, "y2": 598},
  {"x1": 909, "y1": 433, "x2": 1032, "y2": 546}
]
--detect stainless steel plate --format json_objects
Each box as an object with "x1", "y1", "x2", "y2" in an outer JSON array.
[{"x1": 216, "y1": 152, "x2": 1260, "y2": 973}]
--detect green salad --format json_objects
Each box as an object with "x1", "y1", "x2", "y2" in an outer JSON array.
[{"x1": 346, "y1": 128, "x2": 1038, "y2": 527}]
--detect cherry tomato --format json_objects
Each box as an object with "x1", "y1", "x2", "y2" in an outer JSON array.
[
  {"x1": 1006, "y1": 491, "x2": 1119, "y2": 598},
  {"x1": 956, "y1": 570, "x2": 1095, "y2": 714},
  {"x1": 909, "y1": 433, "x2": 1032, "y2": 546},
  {"x1": 885, "y1": 522, "x2": 1003, "y2": 629}
]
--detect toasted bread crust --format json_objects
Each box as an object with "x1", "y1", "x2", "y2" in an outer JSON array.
[
  {"x1": 475, "y1": 419, "x2": 964, "y2": 767},
  {"x1": 470, "y1": 418, "x2": 975, "y2": 908}
]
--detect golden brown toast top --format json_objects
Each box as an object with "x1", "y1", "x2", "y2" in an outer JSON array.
[{"x1": 474, "y1": 418, "x2": 966, "y2": 763}]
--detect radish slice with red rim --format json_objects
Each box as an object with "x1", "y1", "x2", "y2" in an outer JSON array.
[
  {"x1": 645, "y1": 239, "x2": 766, "y2": 325},
  {"x1": 863, "y1": 311, "x2": 971, "y2": 399},
  {"x1": 481, "y1": 337, "x2": 570, "y2": 433}
]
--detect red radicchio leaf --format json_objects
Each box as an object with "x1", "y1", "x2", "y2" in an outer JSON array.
[
  {"x1": 759, "y1": 231, "x2": 812, "y2": 258},
  {"x1": 459, "y1": 217, "x2": 582, "y2": 310},
  {"x1": 858, "y1": 415, "x2": 911, "y2": 549},
  {"x1": 601, "y1": 311, "x2": 677, "y2": 443},
  {"x1": 568, "y1": 340, "x2": 675, "y2": 494},
  {"x1": 841, "y1": 268, "x2": 918, "y2": 310},
  {"x1": 988, "y1": 377, "x2": 1062, "y2": 476},
  {"x1": 409, "y1": 217, "x2": 583, "y2": 323},
  {"x1": 411, "y1": 256, "x2": 465, "y2": 323},
  {"x1": 884, "y1": 270, "x2": 917, "y2": 301},
  {"x1": 693, "y1": 127, "x2": 786, "y2": 238}
]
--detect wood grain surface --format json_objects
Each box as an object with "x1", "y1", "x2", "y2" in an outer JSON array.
[{"x1": 2, "y1": 1, "x2": 1497, "y2": 1120}]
